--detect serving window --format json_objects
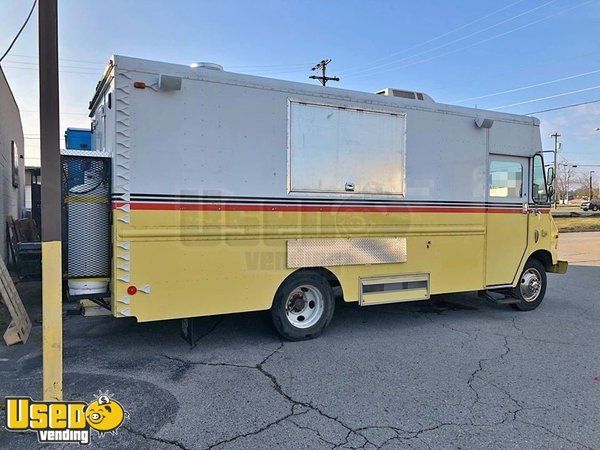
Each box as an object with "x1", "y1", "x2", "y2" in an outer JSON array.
[{"x1": 288, "y1": 101, "x2": 406, "y2": 195}]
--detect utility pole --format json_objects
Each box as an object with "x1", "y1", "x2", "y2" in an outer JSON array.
[
  {"x1": 309, "y1": 59, "x2": 339, "y2": 86},
  {"x1": 571, "y1": 164, "x2": 599, "y2": 201},
  {"x1": 39, "y1": 0, "x2": 63, "y2": 401},
  {"x1": 550, "y1": 131, "x2": 561, "y2": 208}
]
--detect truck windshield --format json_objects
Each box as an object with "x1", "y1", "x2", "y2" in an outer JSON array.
[{"x1": 532, "y1": 154, "x2": 548, "y2": 203}]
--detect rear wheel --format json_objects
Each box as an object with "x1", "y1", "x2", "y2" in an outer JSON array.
[
  {"x1": 270, "y1": 272, "x2": 335, "y2": 341},
  {"x1": 511, "y1": 258, "x2": 547, "y2": 311},
  {"x1": 592, "y1": 205, "x2": 599, "y2": 212}
]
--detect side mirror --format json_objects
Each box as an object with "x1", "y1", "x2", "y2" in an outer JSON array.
[
  {"x1": 546, "y1": 167, "x2": 555, "y2": 185},
  {"x1": 547, "y1": 185, "x2": 555, "y2": 199}
]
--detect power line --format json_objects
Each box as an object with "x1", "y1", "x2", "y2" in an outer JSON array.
[
  {"x1": 4, "y1": 58, "x2": 310, "y2": 77},
  {"x1": 3, "y1": 61, "x2": 310, "y2": 78},
  {"x1": 25, "y1": 137, "x2": 65, "y2": 141},
  {"x1": 343, "y1": 0, "x2": 559, "y2": 78},
  {"x1": 1, "y1": 64, "x2": 99, "y2": 76},
  {"x1": 245, "y1": 67, "x2": 312, "y2": 76},
  {"x1": 0, "y1": 0, "x2": 37, "y2": 62},
  {"x1": 339, "y1": 0, "x2": 528, "y2": 75},
  {"x1": 10, "y1": 54, "x2": 313, "y2": 72},
  {"x1": 490, "y1": 84, "x2": 600, "y2": 110},
  {"x1": 525, "y1": 98, "x2": 600, "y2": 114},
  {"x1": 435, "y1": 48, "x2": 599, "y2": 95},
  {"x1": 3, "y1": 58, "x2": 103, "y2": 72},
  {"x1": 21, "y1": 109, "x2": 88, "y2": 116},
  {"x1": 342, "y1": 0, "x2": 548, "y2": 77},
  {"x1": 451, "y1": 67, "x2": 600, "y2": 103},
  {"x1": 227, "y1": 62, "x2": 314, "y2": 69},
  {"x1": 24, "y1": 137, "x2": 65, "y2": 141},
  {"x1": 346, "y1": 0, "x2": 592, "y2": 80},
  {"x1": 350, "y1": 0, "x2": 593, "y2": 80},
  {"x1": 8, "y1": 53, "x2": 105, "y2": 66}
]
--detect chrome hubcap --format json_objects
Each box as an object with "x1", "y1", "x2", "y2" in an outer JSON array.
[
  {"x1": 520, "y1": 268, "x2": 542, "y2": 302},
  {"x1": 285, "y1": 285, "x2": 324, "y2": 329}
]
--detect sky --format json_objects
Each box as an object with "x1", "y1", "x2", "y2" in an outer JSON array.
[{"x1": 0, "y1": 0, "x2": 599, "y2": 182}]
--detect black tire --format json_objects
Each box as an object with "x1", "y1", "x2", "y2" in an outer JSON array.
[
  {"x1": 592, "y1": 205, "x2": 599, "y2": 212},
  {"x1": 511, "y1": 258, "x2": 547, "y2": 311},
  {"x1": 270, "y1": 272, "x2": 335, "y2": 341}
]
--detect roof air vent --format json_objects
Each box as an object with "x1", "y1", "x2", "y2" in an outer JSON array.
[
  {"x1": 190, "y1": 62, "x2": 224, "y2": 71},
  {"x1": 376, "y1": 88, "x2": 434, "y2": 102}
]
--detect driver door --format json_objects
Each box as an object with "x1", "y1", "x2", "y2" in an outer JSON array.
[{"x1": 485, "y1": 155, "x2": 529, "y2": 286}]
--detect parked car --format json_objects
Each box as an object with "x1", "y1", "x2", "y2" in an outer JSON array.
[{"x1": 581, "y1": 200, "x2": 599, "y2": 211}]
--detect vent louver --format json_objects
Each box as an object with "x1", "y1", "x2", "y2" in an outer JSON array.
[{"x1": 376, "y1": 88, "x2": 434, "y2": 102}]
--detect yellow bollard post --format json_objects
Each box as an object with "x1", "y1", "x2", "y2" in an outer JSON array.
[{"x1": 42, "y1": 242, "x2": 62, "y2": 400}]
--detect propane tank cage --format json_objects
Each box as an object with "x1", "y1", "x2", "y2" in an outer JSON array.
[{"x1": 61, "y1": 152, "x2": 111, "y2": 300}]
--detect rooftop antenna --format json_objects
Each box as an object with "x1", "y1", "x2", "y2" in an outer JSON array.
[{"x1": 309, "y1": 59, "x2": 339, "y2": 86}]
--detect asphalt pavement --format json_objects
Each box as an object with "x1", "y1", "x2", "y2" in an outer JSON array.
[{"x1": 1, "y1": 245, "x2": 599, "y2": 449}]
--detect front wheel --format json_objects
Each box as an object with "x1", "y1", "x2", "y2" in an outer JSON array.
[
  {"x1": 511, "y1": 258, "x2": 547, "y2": 311},
  {"x1": 270, "y1": 272, "x2": 335, "y2": 341},
  {"x1": 592, "y1": 205, "x2": 599, "y2": 212}
]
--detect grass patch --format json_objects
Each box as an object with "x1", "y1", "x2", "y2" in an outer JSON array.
[{"x1": 553, "y1": 216, "x2": 600, "y2": 233}]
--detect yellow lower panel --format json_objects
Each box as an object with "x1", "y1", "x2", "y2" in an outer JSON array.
[
  {"x1": 110, "y1": 209, "x2": 517, "y2": 322},
  {"x1": 485, "y1": 213, "x2": 528, "y2": 286}
]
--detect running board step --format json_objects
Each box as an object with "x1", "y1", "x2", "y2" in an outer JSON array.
[{"x1": 478, "y1": 290, "x2": 518, "y2": 305}]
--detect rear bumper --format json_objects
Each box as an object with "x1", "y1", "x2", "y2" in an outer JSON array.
[{"x1": 547, "y1": 260, "x2": 568, "y2": 274}]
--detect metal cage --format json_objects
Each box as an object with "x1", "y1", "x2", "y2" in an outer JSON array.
[{"x1": 61, "y1": 155, "x2": 111, "y2": 279}]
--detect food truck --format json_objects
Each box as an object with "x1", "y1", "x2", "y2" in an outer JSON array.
[{"x1": 61, "y1": 55, "x2": 567, "y2": 340}]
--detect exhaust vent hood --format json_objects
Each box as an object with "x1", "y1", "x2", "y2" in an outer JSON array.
[{"x1": 376, "y1": 88, "x2": 434, "y2": 102}]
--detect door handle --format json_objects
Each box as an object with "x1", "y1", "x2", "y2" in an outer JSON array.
[{"x1": 522, "y1": 203, "x2": 529, "y2": 215}]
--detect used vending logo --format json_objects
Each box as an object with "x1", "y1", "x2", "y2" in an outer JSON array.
[{"x1": 4, "y1": 391, "x2": 128, "y2": 444}]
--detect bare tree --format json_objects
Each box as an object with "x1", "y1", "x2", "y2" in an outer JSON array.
[
  {"x1": 556, "y1": 164, "x2": 575, "y2": 204},
  {"x1": 572, "y1": 173, "x2": 594, "y2": 200}
]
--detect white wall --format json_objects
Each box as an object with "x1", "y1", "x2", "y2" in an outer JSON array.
[{"x1": 0, "y1": 66, "x2": 25, "y2": 263}]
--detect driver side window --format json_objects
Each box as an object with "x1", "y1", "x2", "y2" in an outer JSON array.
[{"x1": 532, "y1": 154, "x2": 548, "y2": 204}]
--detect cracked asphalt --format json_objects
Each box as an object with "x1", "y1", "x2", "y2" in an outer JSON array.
[{"x1": 1, "y1": 264, "x2": 599, "y2": 449}]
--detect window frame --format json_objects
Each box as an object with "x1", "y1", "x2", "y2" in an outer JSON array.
[
  {"x1": 531, "y1": 153, "x2": 550, "y2": 205},
  {"x1": 488, "y1": 158, "x2": 525, "y2": 200}
]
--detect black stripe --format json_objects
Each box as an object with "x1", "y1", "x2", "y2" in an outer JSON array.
[
  {"x1": 122, "y1": 198, "x2": 500, "y2": 206},
  {"x1": 111, "y1": 193, "x2": 524, "y2": 208},
  {"x1": 113, "y1": 199, "x2": 524, "y2": 208},
  {"x1": 129, "y1": 193, "x2": 485, "y2": 204}
]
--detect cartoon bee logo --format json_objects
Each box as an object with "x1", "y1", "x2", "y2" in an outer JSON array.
[{"x1": 85, "y1": 392, "x2": 128, "y2": 435}]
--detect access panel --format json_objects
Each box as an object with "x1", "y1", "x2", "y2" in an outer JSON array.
[{"x1": 288, "y1": 101, "x2": 406, "y2": 195}]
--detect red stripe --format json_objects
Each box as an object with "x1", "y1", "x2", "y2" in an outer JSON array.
[{"x1": 113, "y1": 201, "x2": 526, "y2": 214}]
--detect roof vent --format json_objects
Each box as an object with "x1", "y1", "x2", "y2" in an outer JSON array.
[
  {"x1": 376, "y1": 88, "x2": 434, "y2": 102},
  {"x1": 190, "y1": 62, "x2": 223, "y2": 71}
]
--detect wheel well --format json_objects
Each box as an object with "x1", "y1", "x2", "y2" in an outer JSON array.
[
  {"x1": 528, "y1": 249, "x2": 552, "y2": 269},
  {"x1": 276, "y1": 267, "x2": 343, "y2": 300}
]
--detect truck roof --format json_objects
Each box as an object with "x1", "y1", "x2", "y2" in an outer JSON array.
[{"x1": 90, "y1": 54, "x2": 539, "y2": 127}]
